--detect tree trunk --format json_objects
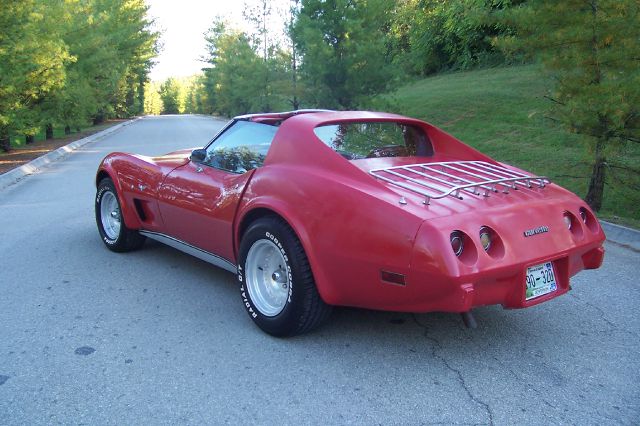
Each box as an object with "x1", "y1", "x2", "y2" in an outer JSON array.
[
  {"x1": 0, "y1": 127, "x2": 10, "y2": 152},
  {"x1": 289, "y1": 0, "x2": 299, "y2": 110},
  {"x1": 93, "y1": 113, "x2": 104, "y2": 125},
  {"x1": 25, "y1": 135, "x2": 35, "y2": 144},
  {"x1": 45, "y1": 123, "x2": 54, "y2": 139},
  {"x1": 585, "y1": 139, "x2": 606, "y2": 211},
  {"x1": 64, "y1": 125, "x2": 71, "y2": 135}
]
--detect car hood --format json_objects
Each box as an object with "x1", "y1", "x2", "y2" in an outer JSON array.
[{"x1": 148, "y1": 148, "x2": 194, "y2": 167}]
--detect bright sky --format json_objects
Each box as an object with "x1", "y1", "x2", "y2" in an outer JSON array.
[{"x1": 147, "y1": 0, "x2": 288, "y2": 82}]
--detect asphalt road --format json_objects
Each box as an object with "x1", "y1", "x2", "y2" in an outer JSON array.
[{"x1": 1, "y1": 115, "x2": 638, "y2": 425}]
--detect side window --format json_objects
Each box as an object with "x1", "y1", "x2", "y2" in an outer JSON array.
[{"x1": 203, "y1": 121, "x2": 278, "y2": 173}]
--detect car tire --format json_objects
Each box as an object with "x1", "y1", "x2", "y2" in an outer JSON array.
[
  {"x1": 95, "y1": 177, "x2": 145, "y2": 252},
  {"x1": 238, "y1": 216, "x2": 331, "y2": 336}
]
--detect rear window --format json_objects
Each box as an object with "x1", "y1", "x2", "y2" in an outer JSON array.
[{"x1": 313, "y1": 122, "x2": 433, "y2": 160}]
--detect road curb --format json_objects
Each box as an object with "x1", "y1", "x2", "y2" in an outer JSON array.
[
  {"x1": 0, "y1": 117, "x2": 139, "y2": 191},
  {"x1": 601, "y1": 221, "x2": 640, "y2": 251}
]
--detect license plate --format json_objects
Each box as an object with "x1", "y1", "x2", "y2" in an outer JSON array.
[{"x1": 525, "y1": 262, "x2": 557, "y2": 300}]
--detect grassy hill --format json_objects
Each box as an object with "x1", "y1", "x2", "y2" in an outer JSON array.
[{"x1": 391, "y1": 65, "x2": 639, "y2": 227}]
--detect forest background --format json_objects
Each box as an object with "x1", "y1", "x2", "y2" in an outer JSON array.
[{"x1": 1, "y1": 0, "x2": 638, "y2": 224}]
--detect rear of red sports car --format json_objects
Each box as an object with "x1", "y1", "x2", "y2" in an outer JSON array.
[
  {"x1": 403, "y1": 177, "x2": 605, "y2": 314},
  {"x1": 95, "y1": 110, "x2": 605, "y2": 335},
  {"x1": 253, "y1": 112, "x2": 606, "y2": 319}
]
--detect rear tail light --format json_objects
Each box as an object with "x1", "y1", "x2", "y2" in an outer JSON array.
[
  {"x1": 478, "y1": 225, "x2": 505, "y2": 259},
  {"x1": 579, "y1": 206, "x2": 600, "y2": 232},
  {"x1": 479, "y1": 226, "x2": 492, "y2": 251},
  {"x1": 563, "y1": 211, "x2": 584, "y2": 239},
  {"x1": 450, "y1": 230, "x2": 478, "y2": 265},
  {"x1": 450, "y1": 231, "x2": 464, "y2": 257},
  {"x1": 579, "y1": 208, "x2": 587, "y2": 224},
  {"x1": 563, "y1": 212, "x2": 573, "y2": 230}
]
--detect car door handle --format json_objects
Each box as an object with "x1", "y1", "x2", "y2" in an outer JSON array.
[{"x1": 196, "y1": 166, "x2": 203, "y2": 173}]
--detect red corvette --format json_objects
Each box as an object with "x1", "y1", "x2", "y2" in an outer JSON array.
[{"x1": 95, "y1": 110, "x2": 605, "y2": 336}]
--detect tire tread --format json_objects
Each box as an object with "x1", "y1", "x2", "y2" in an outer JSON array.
[
  {"x1": 272, "y1": 216, "x2": 332, "y2": 335},
  {"x1": 96, "y1": 178, "x2": 145, "y2": 252},
  {"x1": 240, "y1": 215, "x2": 331, "y2": 336}
]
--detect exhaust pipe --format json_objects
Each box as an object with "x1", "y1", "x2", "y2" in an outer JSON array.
[{"x1": 461, "y1": 311, "x2": 477, "y2": 329}]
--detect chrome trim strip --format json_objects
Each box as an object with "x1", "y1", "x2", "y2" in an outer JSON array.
[{"x1": 139, "y1": 230, "x2": 237, "y2": 274}]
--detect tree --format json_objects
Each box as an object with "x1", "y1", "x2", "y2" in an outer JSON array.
[
  {"x1": 80, "y1": 0, "x2": 158, "y2": 122},
  {"x1": 283, "y1": 0, "x2": 301, "y2": 109},
  {"x1": 143, "y1": 81, "x2": 163, "y2": 115},
  {"x1": 0, "y1": 0, "x2": 158, "y2": 152},
  {"x1": 201, "y1": 19, "x2": 270, "y2": 116},
  {"x1": 0, "y1": 0, "x2": 70, "y2": 151},
  {"x1": 243, "y1": 0, "x2": 290, "y2": 112},
  {"x1": 159, "y1": 78, "x2": 183, "y2": 114},
  {"x1": 0, "y1": 0, "x2": 158, "y2": 150},
  {"x1": 292, "y1": 0, "x2": 399, "y2": 109},
  {"x1": 389, "y1": 0, "x2": 523, "y2": 76},
  {"x1": 40, "y1": 0, "x2": 158, "y2": 128},
  {"x1": 106, "y1": 0, "x2": 159, "y2": 118},
  {"x1": 183, "y1": 75, "x2": 207, "y2": 114},
  {"x1": 501, "y1": 0, "x2": 640, "y2": 211}
]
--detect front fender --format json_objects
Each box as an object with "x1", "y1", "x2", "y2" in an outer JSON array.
[{"x1": 96, "y1": 154, "x2": 143, "y2": 230}]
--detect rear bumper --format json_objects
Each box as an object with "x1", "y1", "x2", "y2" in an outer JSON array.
[{"x1": 397, "y1": 244, "x2": 605, "y2": 313}]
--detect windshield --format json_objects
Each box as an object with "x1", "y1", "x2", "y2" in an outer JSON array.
[{"x1": 313, "y1": 122, "x2": 433, "y2": 160}]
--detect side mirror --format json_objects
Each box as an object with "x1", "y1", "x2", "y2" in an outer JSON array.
[{"x1": 191, "y1": 148, "x2": 207, "y2": 163}]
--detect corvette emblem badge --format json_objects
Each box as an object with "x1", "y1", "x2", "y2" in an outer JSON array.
[{"x1": 523, "y1": 226, "x2": 549, "y2": 237}]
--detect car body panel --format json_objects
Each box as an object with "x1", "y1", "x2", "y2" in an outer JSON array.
[
  {"x1": 158, "y1": 162, "x2": 254, "y2": 262},
  {"x1": 235, "y1": 163, "x2": 424, "y2": 305},
  {"x1": 96, "y1": 110, "x2": 605, "y2": 315}
]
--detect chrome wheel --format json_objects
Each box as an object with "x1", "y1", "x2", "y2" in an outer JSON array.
[
  {"x1": 100, "y1": 191, "x2": 121, "y2": 240},
  {"x1": 238, "y1": 216, "x2": 331, "y2": 336},
  {"x1": 245, "y1": 239, "x2": 289, "y2": 317}
]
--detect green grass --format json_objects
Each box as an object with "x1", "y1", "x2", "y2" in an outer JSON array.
[{"x1": 389, "y1": 65, "x2": 640, "y2": 227}]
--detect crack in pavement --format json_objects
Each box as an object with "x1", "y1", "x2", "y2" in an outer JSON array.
[
  {"x1": 568, "y1": 293, "x2": 640, "y2": 339},
  {"x1": 412, "y1": 314, "x2": 495, "y2": 425},
  {"x1": 496, "y1": 357, "x2": 560, "y2": 413}
]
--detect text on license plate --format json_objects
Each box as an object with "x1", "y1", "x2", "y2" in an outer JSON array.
[{"x1": 525, "y1": 262, "x2": 557, "y2": 300}]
